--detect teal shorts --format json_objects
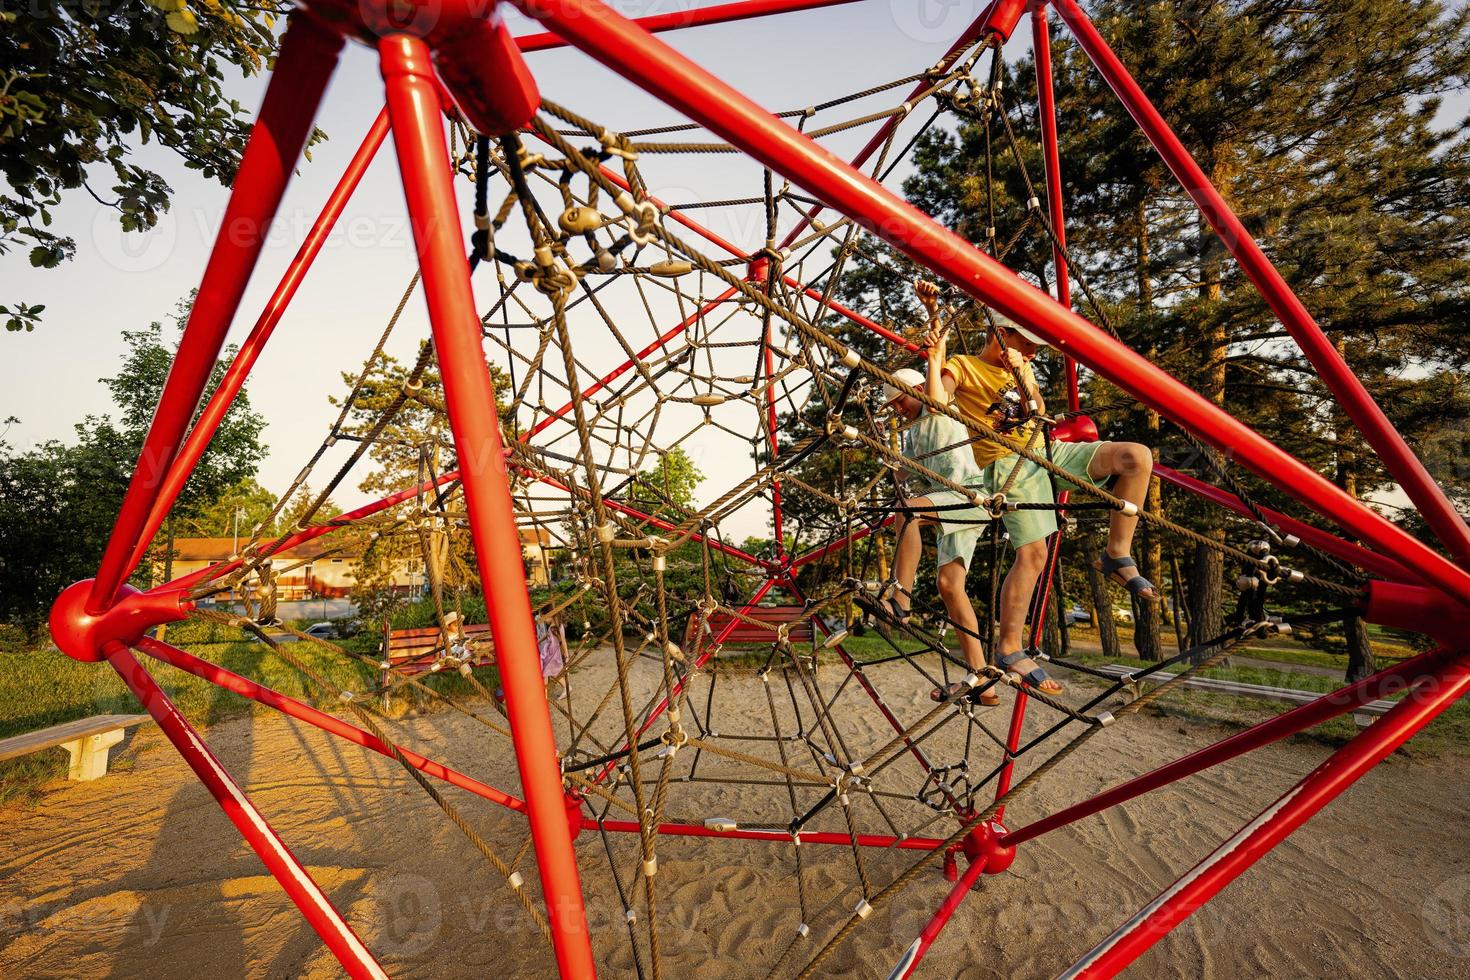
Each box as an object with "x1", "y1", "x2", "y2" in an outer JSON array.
[
  {"x1": 980, "y1": 441, "x2": 1106, "y2": 549},
  {"x1": 918, "y1": 488, "x2": 992, "y2": 571}
]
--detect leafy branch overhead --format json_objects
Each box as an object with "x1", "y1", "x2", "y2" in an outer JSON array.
[{"x1": 0, "y1": 0, "x2": 312, "y2": 326}]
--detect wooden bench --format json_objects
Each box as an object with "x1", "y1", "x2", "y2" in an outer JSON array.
[
  {"x1": 382, "y1": 622, "x2": 496, "y2": 680},
  {"x1": 0, "y1": 714, "x2": 153, "y2": 781},
  {"x1": 1095, "y1": 664, "x2": 1395, "y2": 726},
  {"x1": 684, "y1": 605, "x2": 818, "y2": 652}
]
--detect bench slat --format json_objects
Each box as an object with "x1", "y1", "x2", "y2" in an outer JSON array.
[
  {"x1": 0, "y1": 714, "x2": 152, "y2": 762},
  {"x1": 1096, "y1": 664, "x2": 1394, "y2": 715}
]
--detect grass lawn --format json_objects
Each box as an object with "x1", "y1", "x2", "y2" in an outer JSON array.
[{"x1": 0, "y1": 619, "x2": 499, "y2": 806}]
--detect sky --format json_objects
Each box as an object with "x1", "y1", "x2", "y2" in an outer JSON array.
[{"x1": 4, "y1": 0, "x2": 1465, "y2": 545}]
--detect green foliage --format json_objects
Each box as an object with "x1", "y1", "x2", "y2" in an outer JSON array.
[
  {"x1": 0, "y1": 296, "x2": 267, "y2": 630},
  {"x1": 1, "y1": 0, "x2": 302, "y2": 329}
]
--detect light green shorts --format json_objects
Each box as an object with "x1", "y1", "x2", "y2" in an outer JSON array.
[
  {"x1": 980, "y1": 441, "x2": 1106, "y2": 549},
  {"x1": 919, "y1": 488, "x2": 991, "y2": 571}
]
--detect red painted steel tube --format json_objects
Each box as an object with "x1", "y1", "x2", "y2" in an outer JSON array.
[
  {"x1": 126, "y1": 108, "x2": 392, "y2": 575},
  {"x1": 889, "y1": 851, "x2": 990, "y2": 979},
  {"x1": 522, "y1": 285, "x2": 740, "y2": 443},
  {"x1": 776, "y1": 1, "x2": 1006, "y2": 249},
  {"x1": 135, "y1": 636, "x2": 529, "y2": 814},
  {"x1": 1063, "y1": 648, "x2": 1470, "y2": 977},
  {"x1": 1000, "y1": 643, "x2": 1458, "y2": 850},
  {"x1": 103, "y1": 642, "x2": 385, "y2": 978},
  {"x1": 1051, "y1": 0, "x2": 1470, "y2": 568},
  {"x1": 509, "y1": 0, "x2": 1470, "y2": 609},
  {"x1": 1155, "y1": 464, "x2": 1412, "y2": 584},
  {"x1": 88, "y1": 14, "x2": 344, "y2": 614},
  {"x1": 1032, "y1": 5, "x2": 1079, "y2": 411},
  {"x1": 379, "y1": 35, "x2": 594, "y2": 978},
  {"x1": 589, "y1": 818, "x2": 943, "y2": 851},
  {"x1": 784, "y1": 276, "x2": 921, "y2": 353},
  {"x1": 516, "y1": 0, "x2": 863, "y2": 51}
]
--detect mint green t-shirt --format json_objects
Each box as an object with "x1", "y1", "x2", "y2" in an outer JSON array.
[{"x1": 902, "y1": 409, "x2": 984, "y2": 494}]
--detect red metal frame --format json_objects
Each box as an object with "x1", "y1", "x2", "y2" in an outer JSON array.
[
  {"x1": 1049, "y1": 0, "x2": 1470, "y2": 568},
  {"x1": 105, "y1": 641, "x2": 387, "y2": 979},
  {"x1": 51, "y1": 0, "x2": 1470, "y2": 975}
]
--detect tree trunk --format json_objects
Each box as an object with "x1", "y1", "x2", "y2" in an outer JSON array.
[
  {"x1": 1189, "y1": 168, "x2": 1229, "y2": 664},
  {"x1": 1131, "y1": 194, "x2": 1164, "y2": 662},
  {"x1": 1332, "y1": 345, "x2": 1376, "y2": 683},
  {"x1": 1344, "y1": 614, "x2": 1375, "y2": 682},
  {"x1": 1188, "y1": 542, "x2": 1224, "y2": 660},
  {"x1": 1170, "y1": 551, "x2": 1190, "y2": 650},
  {"x1": 1086, "y1": 559, "x2": 1121, "y2": 661}
]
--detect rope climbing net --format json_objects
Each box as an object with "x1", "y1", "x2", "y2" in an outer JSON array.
[{"x1": 53, "y1": 1, "x2": 1470, "y2": 978}]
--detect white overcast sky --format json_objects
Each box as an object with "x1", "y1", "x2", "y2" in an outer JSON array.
[{"x1": 4, "y1": 0, "x2": 1465, "y2": 542}]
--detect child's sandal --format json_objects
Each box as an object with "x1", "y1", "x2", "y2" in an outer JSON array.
[{"x1": 999, "y1": 650, "x2": 1063, "y2": 695}]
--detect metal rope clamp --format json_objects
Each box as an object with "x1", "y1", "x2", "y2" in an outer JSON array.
[{"x1": 985, "y1": 492, "x2": 1008, "y2": 519}]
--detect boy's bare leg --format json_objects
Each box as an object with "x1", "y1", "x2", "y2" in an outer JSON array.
[
  {"x1": 1087, "y1": 441, "x2": 1158, "y2": 599},
  {"x1": 936, "y1": 559, "x2": 984, "y2": 670},
  {"x1": 994, "y1": 538, "x2": 1063, "y2": 693},
  {"x1": 892, "y1": 496, "x2": 931, "y2": 613},
  {"x1": 996, "y1": 539, "x2": 1049, "y2": 654},
  {"x1": 1086, "y1": 441, "x2": 1153, "y2": 560}
]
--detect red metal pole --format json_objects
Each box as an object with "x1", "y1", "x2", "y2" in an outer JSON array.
[
  {"x1": 1000, "y1": 643, "x2": 1458, "y2": 850},
  {"x1": 1064, "y1": 649, "x2": 1470, "y2": 977},
  {"x1": 516, "y1": 0, "x2": 863, "y2": 51},
  {"x1": 126, "y1": 108, "x2": 392, "y2": 574},
  {"x1": 1155, "y1": 464, "x2": 1413, "y2": 584},
  {"x1": 1032, "y1": 4, "x2": 1079, "y2": 412},
  {"x1": 135, "y1": 636, "x2": 529, "y2": 814},
  {"x1": 87, "y1": 14, "x2": 344, "y2": 613},
  {"x1": 522, "y1": 285, "x2": 740, "y2": 443},
  {"x1": 508, "y1": 0, "x2": 1470, "y2": 608},
  {"x1": 1050, "y1": 0, "x2": 1470, "y2": 568},
  {"x1": 889, "y1": 851, "x2": 990, "y2": 979},
  {"x1": 379, "y1": 34, "x2": 594, "y2": 978},
  {"x1": 104, "y1": 642, "x2": 385, "y2": 979}
]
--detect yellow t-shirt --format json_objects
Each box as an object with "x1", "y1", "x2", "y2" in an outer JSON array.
[{"x1": 942, "y1": 354, "x2": 1038, "y2": 468}]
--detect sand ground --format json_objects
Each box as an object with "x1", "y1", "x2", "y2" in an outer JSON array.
[{"x1": 2, "y1": 649, "x2": 1469, "y2": 979}]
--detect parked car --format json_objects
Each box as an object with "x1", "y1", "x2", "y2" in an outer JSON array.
[
  {"x1": 1064, "y1": 603, "x2": 1091, "y2": 625},
  {"x1": 303, "y1": 621, "x2": 339, "y2": 640},
  {"x1": 1112, "y1": 605, "x2": 1134, "y2": 624}
]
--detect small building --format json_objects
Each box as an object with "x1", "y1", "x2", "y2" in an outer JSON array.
[
  {"x1": 160, "y1": 537, "x2": 397, "y2": 600},
  {"x1": 157, "y1": 530, "x2": 559, "y2": 597}
]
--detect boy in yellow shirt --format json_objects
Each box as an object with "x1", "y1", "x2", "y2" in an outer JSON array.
[{"x1": 921, "y1": 281, "x2": 1158, "y2": 694}]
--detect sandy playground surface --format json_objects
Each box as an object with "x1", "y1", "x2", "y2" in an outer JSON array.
[{"x1": 3, "y1": 648, "x2": 1470, "y2": 979}]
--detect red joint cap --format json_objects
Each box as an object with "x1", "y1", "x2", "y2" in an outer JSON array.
[
  {"x1": 1052, "y1": 413, "x2": 1099, "y2": 444},
  {"x1": 565, "y1": 791, "x2": 587, "y2": 842},
  {"x1": 961, "y1": 819, "x2": 1016, "y2": 875},
  {"x1": 1364, "y1": 581, "x2": 1470, "y2": 643},
  {"x1": 748, "y1": 256, "x2": 771, "y2": 284},
  {"x1": 982, "y1": 0, "x2": 1031, "y2": 42},
  {"x1": 49, "y1": 581, "x2": 192, "y2": 663}
]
